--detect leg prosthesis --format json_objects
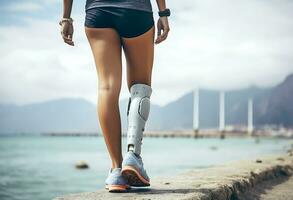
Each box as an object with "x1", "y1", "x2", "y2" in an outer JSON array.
[{"x1": 126, "y1": 83, "x2": 152, "y2": 155}]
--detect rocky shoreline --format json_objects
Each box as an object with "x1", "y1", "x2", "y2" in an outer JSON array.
[{"x1": 54, "y1": 148, "x2": 293, "y2": 200}]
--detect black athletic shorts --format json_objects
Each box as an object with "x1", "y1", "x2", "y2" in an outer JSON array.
[{"x1": 84, "y1": 7, "x2": 154, "y2": 38}]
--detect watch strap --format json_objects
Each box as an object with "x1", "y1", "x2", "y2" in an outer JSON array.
[{"x1": 158, "y1": 8, "x2": 171, "y2": 17}]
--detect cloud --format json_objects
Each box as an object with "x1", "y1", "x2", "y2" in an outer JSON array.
[
  {"x1": 150, "y1": 0, "x2": 293, "y2": 104},
  {"x1": 0, "y1": 0, "x2": 293, "y2": 106},
  {"x1": 0, "y1": 17, "x2": 98, "y2": 105},
  {"x1": 1, "y1": 2, "x2": 43, "y2": 12},
  {"x1": 0, "y1": 0, "x2": 61, "y2": 12}
]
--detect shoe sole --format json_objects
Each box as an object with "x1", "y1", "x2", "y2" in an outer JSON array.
[
  {"x1": 121, "y1": 166, "x2": 150, "y2": 187},
  {"x1": 105, "y1": 184, "x2": 128, "y2": 193}
]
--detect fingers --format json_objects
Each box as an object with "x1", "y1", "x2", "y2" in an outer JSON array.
[
  {"x1": 155, "y1": 19, "x2": 170, "y2": 44},
  {"x1": 60, "y1": 22, "x2": 74, "y2": 46},
  {"x1": 155, "y1": 33, "x2": 162, "y2": 44},
  {"x1": 61, "y1": 33, "x2": 74, "y2": 46},
  {"x1": 157, "y1": 24, "x2": 162, "y2": 38},
  {"x1": 155, "y1": 26, "x2": 170, "y2": 44}
]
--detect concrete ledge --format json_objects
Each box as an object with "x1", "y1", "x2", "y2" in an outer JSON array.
[{"x1": 54, "y1": 154, "x2": 293, "y2": 200}]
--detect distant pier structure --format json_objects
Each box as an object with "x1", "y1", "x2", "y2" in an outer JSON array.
[
  {"x1": 191, "y1": 89, "x2": 254, "y2": 138},
  {"x1": 192, "y1": 88, "x2": 199, "y2": 137},
  {"x1": 219, "y1": 91, "x2": 226, "y2": 139},
  {"x1": 248, "y1": 98, "x2": 254, "y2": 135}
]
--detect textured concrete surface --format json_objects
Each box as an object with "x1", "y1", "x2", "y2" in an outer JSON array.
[
  {"x1": 54, "y1": 154, "x2": 293, "y2": 200},
  {"x1": 241, "y1": 175, "x2": 293, "y2": 200}
]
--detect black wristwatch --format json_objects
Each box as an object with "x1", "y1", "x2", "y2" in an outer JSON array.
[{"x1": 158, "y1": 8, "x2": 171, "y2": 17}]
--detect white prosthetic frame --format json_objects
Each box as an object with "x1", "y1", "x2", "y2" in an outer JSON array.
[{"x1": 126, "y1": 83, "x2": 152, "y2": 155}]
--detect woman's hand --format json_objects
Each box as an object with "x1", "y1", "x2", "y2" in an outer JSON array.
[
  {"x1": 60, "y1": 21, "x2": 74, "y2": 46},
  {"x1": 155, "y1": 16, "x2": 170, "y2": 44}
]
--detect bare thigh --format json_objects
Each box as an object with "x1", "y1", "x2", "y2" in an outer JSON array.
[
  {"x1": 122, "y1": 26, "x2": 155, "y2": 90},
  {"x1": 85, "y1": 27, "x2": 122, "y2": 93}
]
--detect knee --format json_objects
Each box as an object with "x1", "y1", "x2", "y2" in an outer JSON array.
[{"x1": 98, "y1": 82, "x2": 121, "y2": 96}]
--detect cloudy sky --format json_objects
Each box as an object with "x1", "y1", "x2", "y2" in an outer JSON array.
[{"x1": 0, "y1": 0, "x2": 293, "y2": 106}]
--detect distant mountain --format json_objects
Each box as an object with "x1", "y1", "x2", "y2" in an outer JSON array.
[
  {"x1": 0, "y1": 98, "x2": 99, "y2": 134},
  {"x1": 0, "y1": 74, "x2": 292, "y2": 134},
  {"x1": 255, "y1": 74, "x2": 293, "y2": 127}
]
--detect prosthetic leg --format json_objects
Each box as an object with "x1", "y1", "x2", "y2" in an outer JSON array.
[{"x1": 126, "y1": 83, "x2": 152, "y2": 155}]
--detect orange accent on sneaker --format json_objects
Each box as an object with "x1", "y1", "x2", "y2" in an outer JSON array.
[
  {"x1": 105, "y1": 184, "x2": 127, "y2": 192},
  {"x1": 121, "y1": 166, "x2": 150, "y2": 185}
]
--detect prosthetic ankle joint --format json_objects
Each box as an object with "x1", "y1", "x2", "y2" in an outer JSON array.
[{"x1": 126, "y1": 83, "x2": 152, "y2": 155}]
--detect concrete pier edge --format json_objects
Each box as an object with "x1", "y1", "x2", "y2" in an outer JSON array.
[{"x1": 54, "y1": 152, "x2": 293, "y2": 200}]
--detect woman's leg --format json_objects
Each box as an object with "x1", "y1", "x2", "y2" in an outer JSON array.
[
  {"x1": 122, "y1": 26, "x2": 155, "y2": 89},
  {"x1": 85, "y1": 27, "x2": 123, "y2": 169},
  {"x1": 120, "y1": 26, "x2": 155, "y2": 186}
]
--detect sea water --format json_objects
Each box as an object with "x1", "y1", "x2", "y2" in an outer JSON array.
[{"x1": 0, "y1": 135, "x2": 291, "y2": 200}]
